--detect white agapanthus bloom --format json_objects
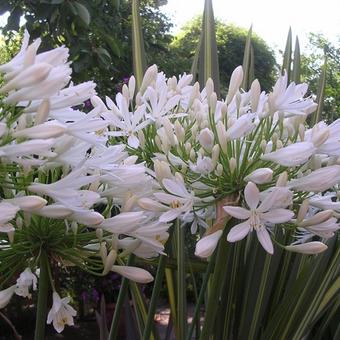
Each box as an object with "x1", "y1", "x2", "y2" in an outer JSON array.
[
  {"x1": 47, "y1": 292, "x2": 77, "y2": 333},
  {"x1": 15, "y1": 268, "x2": 38, "y2": 298},
  {"x1": 223, "y1": 182, "x2": 294, "y2": 254}
]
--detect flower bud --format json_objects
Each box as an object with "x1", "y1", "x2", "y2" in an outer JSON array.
[
  {"x1": 216, "y1": 121, "x2": 228, "y2": 154},
  {"x1": 285, "y1": 242, "x2": 328, "y2": 254},
  {"x1": 96, "y1": 228, "x2": 103, "y2": 241},
  {"x1": 128, "y1": 76, "x2": 136, "y2": 99},
  {"x1": 215, "y1": 163, "x2": 223, "y2": 176},
  {"x1": 297, "y1": 199, "x2": 309, "y2": 223},
  {"x1": 198, "y1": 128, "x2": 214, "y2": 151},
  {"x1": 211, "y1": 144, "x2": 220, "y2": 166},
  {"x1": 140, "y1": 64, "x2": 158, "y2": 94},
  {"x1": 174, "y1": 120, "x2": 185, "y2": 143},
  {"x1": 103, "y1": 249, "x2": 117, "y2": 275},
  {"x1": 276, "y1": 171, "x2": 288, "y2": 187},
  {"x1": 298, "y1": 210, "x2": 334, "y2": 228},
  {"x1": 154, "y1": 160, "x2": 172, "y2": 182},
  {"x1": 112, "y1": 265, "x2": 154, "y2": 283},
  {"x1": 244, "y1": 168, "x2": 273, "y2": 184},
  {"x1": 229, "y1": 157, "x2": 237, "y2": 173},
  {"x1": 226, "y1": 66, "x2": 243, "y2": 104},
  {"x1": 205, "y1": 78, "x2": 214, "y2": 98},
  {"x1": 34, "y1": 99, "x2": 50, "y2": 126},
  {"x1": 195, "y1": 230, "x2": 223, "y2": 258}
]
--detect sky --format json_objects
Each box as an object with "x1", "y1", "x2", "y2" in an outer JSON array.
[{"x1": 161, "y1": 0, "x2": 340, "y2": 51}]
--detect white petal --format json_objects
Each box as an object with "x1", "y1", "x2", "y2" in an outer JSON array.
[
  {"x1": 128, "y1": 134, "x2": 140, "y2": 148},
  {"x1": 223, "y1": 206, "x2": 250, "y2": 219},
  {"x1": 245, "y1": 182, "x2": 259, "y2": 209},
  {"x1": 227, "y1": 221, "x2": 251, "y2": 242},
  {"x1": 261, "y1": 142, "x2": 316, "y2": 166},
  {"x1": 261, "y1": 209, "x2": 294, "y2": 224},
  {"x1": 159, "y1": 208, "x2": 182, "y2": 222},
  {"x1": 256, "y1": 228, "x2": 274, "y2": 254},
  {"x1": 0, "y1": 285, "x2": 16, "y2": 308}
]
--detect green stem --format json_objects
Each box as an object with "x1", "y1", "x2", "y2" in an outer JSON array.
[
  {"x1": 176, "y1": 220, "x2": 187, "y2": 339},
  {"x1": 34, "y1": 251, "x2": 50, "y2": 340},
  {"x1": 142, "y1": 228, "x2": 173, "y2": 340},
  {"x1": 199, "y1": 227, "x2": 230, "y2": 340},
  {"x1": 108, "y1": 254, "x2": 135, "y2": 340},
  {"x1": 186, "y1": 251, "x2": 216, "y2": 340}
]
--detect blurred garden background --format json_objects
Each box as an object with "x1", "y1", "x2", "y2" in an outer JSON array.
[{"x1": 0, "y1": 0, "x2": 339, "y2": 339}]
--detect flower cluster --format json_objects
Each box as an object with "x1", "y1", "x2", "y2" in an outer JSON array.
[
  {"x1": 98, "y1": 63, "x2": 339, "y2": 257},
  {"x1": 0, "y1": 32, "x2": 168, "y2": 332}
]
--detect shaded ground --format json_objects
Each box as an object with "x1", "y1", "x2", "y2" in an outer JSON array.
[{"x1": 1, "y1": 304, "x2": 202, "y2": 340}]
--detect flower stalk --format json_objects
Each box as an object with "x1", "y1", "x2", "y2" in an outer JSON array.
[{"x1": 34, "y1": 251, "x2": 49, "y2": 340}]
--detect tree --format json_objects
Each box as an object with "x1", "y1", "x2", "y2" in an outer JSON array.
[
  {"x1": 0, "y1": 0, "x2": 173, "y2": 96},
  {"x1": 301, "y1": 33, "x2": 340, "y2": 121},
  {"x1": 159, "y1": 17, "x2": 277, "y2": 93}
]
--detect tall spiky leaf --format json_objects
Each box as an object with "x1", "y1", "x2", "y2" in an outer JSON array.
[
  {"x1": 198, "y1": 0, "x2": 220, "y2": 97},
  {"x1": 282, "y1": 27, "x2": 292, "y2": 82},
  {"x1": 241, "y1": 25, "x2": 253, "y2": 90},
  {"x1": 131, "y1": 0, "x2": 147, "y2": 89},
  {"x1": 292, "y1": 36, "x2": 301, "y2": 83},
  {"x1": 314, "y1": 53, "x2": 328, "y2": 123}
]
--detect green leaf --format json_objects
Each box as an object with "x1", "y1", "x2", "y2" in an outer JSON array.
[
  {"x1": 282, "y1": 27, "x2": 292, "y2": 82},
  {"x1": 198, "y1": 0, "x2": 220, "y2": 97},
  {"x1": 74, "y1": 2, "x2": 91, "y2": 26},
  {"x1": 242, "y1": 25, "x2": 252, "y2": 90},
  {"x1": 131, "y1": 0, "x2": 147, "y2": 89},
  {"x1": 292, "y1": 36, "x2": 301, "y2": 83},
  {"x1": 314, "y1": 53, "x2": 327, "y2": 123}
]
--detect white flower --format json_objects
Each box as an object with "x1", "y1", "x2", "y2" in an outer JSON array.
[
  {"x1": 244, "y1": 168, "x2": 273, "y2": 184},
  {"x1": 226, "y1": 113, "x2": 255, "y2": 141},
  {"x1": 268, "y1": 72, "x2": 317, "y2": 117},
  {"x1": 154, "y1": 177, "x2": 200, "y2": 223},
  {"x1": 223, "y1": 182, "x2": 294, "y2": 254},
  {"x1": 285, "y1": 241, "x2": 328, "y2": 254},
  {"x1": 195, "y1": 230, "x2": 222, "y2": 258},
  {"x1": 0, "y1": 285, "x2": 16, "y2": 309},
  {"x1": 104, "y1": 93, "x2": 149, "y2": 148},
  {"x1": 47, "y1": 292, "x2": 77, "y2": 333},
  {"x1": 15, "y1": 268, "x2": 38, "y2": 298},
  {"x1": 190, "y1": 155, "x2": 214, "y2": 175}
]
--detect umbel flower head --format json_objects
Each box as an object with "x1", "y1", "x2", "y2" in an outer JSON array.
[
  {"x1": 0, "y1": 32, "x2": 167, "y2": 333},
  {"x1": 99, "y1": 63, "x2": 339, "y2": 257}
]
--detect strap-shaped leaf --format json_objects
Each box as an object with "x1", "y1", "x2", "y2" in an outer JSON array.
[
  {"x1": 242, "y1": 25, "x2": 253, "y2": 90},
  {"x1": 314, "y1": 53, "x2": 328, "y2": 123},
  {"x1": 282, "y1": 27, "x2": 292, "y2": 82},
  {"x1": 131, "y1": 0, "x2": 147, "y2": 89},
  {"x1": 198, "y1": 0, "x2": 220, "y2": 97},
  {"x1": 292, "y1": 36, "x2": 301, "y2": 84}
]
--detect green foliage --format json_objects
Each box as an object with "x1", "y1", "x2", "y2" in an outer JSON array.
[
  {"x1": 301, "y1": 33, "x2": 340, "y2": 121},
  {"x1": 161, "y1": 17, "x2": 276, "y2": 93},
  {"x1": 0, "y1": 0, "x2": 173, "y2": 96}
]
